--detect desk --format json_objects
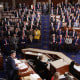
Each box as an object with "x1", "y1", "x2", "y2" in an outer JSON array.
[
  {"x1": 22, "y1": 48, "x2": 72, "y2": 64},
  {"x1": 16, "y1": 59, "x2": 42, "y2": 80},
  {"x1": 0, "y1": 54, "x2": 3, "y2": 71},
  {"x1": 22, "y1": 48, "x2": 79, "y2": 80}
]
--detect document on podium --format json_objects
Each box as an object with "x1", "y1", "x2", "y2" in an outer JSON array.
[
  {"x1": 14, "y1": 59, "x2": 21, "y2": 64},
  {"x1": 50, "y1": 59, "x2": 68, "y2": 68},
  {"x1": 30, "y1": 74, "x2": 40, "y2": 80},
  {"x1": 59, "y1": 75, "x2": 65, "y2": 79},
  {"x1": 18, "y1": 63, "x2": 28, "y2": 70}
]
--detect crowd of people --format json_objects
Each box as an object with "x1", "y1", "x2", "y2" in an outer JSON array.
[
  {"x1": 0, "y1": 2, "x2": 80, "y2": 56},
  {"x1": 50, "y1": 2, "x2": 80, "y2": 52},
  {"x1": 0, "y1": 2, "x2": 48, "y2": 55}
]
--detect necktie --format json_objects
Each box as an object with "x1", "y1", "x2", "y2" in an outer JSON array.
[
  {"x1": 73, "y1": 32, "x2": 74, "y2": 37},
  {"x1": 53, "y1": 38, "x2": 55, "y2": 43},
  {"x1": 60, "y1": 38, "x2": 62, "y2": 43},
  {"x1": 57, "y1": 25, "x2": 59, "y2": 30},
  {"x1": 5, "y1": 40, "x2": 7, "y2": 45},
  {"x1": 6, "y1": 27, "x2": 7, "y2": 31},
  {"x1": 76, "y1": 39, "x2": 78, "y2": 43},
  {"x1": 66, "y1": 31, "x2": 68, "y2": 37}
]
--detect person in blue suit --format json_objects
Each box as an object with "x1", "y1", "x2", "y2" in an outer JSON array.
[
  {"x1": 71, "y1": 29, "x2": 77, "y2": 38},
  {"x1": 72, "y1": 36, "x2": 80, "y2": 52},
  {"x1": 57, "y1": 35, "x2": 64, "y2": 51},
  {"x1": 19, "y1": 34, "x2": 27, "y2": 49},
  {"x1": 6, "y1": 50, "x2": 19, "y2": 80},
  {"x1": 50, "y1": 34, "x2": 57, "y2": 50},
  {"x1": 57, "y1": 29, "x2": 63, "y2": 36},
  {"x1": 2, "y1": 37, "x2": 10, "y2": 55},
  {"x1": 55, "y1": 22, "x2": 61, "y2": 31}
]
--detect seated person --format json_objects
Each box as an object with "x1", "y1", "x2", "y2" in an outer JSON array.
[
  {"x1": 71, "y1": 29, "x2": 77, "y2": 38},
  {"x1": 11, "y1": 34, "x2": 19, "y2": 51},
  {"x1": 34, "y1": 28, "x2": 41, "y2": 42},
  {"x1": 19, "y1": 34, "x2": 27, "y2": 49},
  {"x1": 73, "y1": 19, "x2": 79, "y2": 27},
  {"x1": 57, "y1": 29, "x2": 63, "y2": 36},
  {"x1": 65, "y1": 28, "x2": 69, "y2": 38},
  {"x1": 72, "y1": 36, "x2": 80, "y2": 52},
  {"x1": 65, "y1": 36, "x2": 72, "y2": 44},
  {"x1": 50, "y1": 34, "x2": 57, "y2": 50},
  {"x1": 51, "y1": 72, "x2": 60, "y2": 80},
  {"x1": 65, "y1": 36, "x2": 72, "y2": 52},
  {"x1": 57, "y1": 35, "x2": 64, "y2": 51},
  {"x1": 2, "y1": 37, "x2": 10, "y2": 55}
]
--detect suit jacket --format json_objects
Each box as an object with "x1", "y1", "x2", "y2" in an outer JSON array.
[
  {"x1": 2, "y1": 17, "x2": 8, "y2": 22},
  {"x1": 55, "y1": 24, "x2": 61, "y2": 30},
  {"x1": 19, "y1": 37, "x2": 27, "y2": 45},
  {"x1": 6, "y1": 56, "x2": 19, "y2": 80},
  {"x1": 51, "y1": 37, "x2": 57, "y2": 43},
  {"x1": 58, "y1": 38, "x2": 64, "y2": 45},
  {"x1": 73, "y1": 39, "x2": 80, "y2": 45},
  {"x1": 0, "y1": 21, "x2": 5, "y2": 26},
  {"x1": 2, "y1": 39, "x2": 10, "y2": 47},
  {"x1": 14, "y1": 31, "x2": 20, "y2": 37},
  {"x1": 57, "y1": 30, "x2": 63, "y2": 35},
  {"x1": 15, "y1": 13, "x2": 20, "y2": 17},
  {"x1": 3, "y1": 26, "x2": 9, "y2": 32},
  {"x1": 6, "y1": 31, "x2": 13, "y2": 37},
  {"x1": 7, "y1": 21, "x2": 12, "y2": 26},
  {"x1": 71, "y1": 31, "x2": 77, "y2": 37},
  {"x1": 11, "y1": 37, "x2": 18, "y2": 45}
]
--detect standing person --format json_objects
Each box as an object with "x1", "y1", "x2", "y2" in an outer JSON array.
[
  {"x1": 6, "y1": 50, "x2": 19, "y2": 80},
  {"x1": 11, "y1": 34, "x2": 18, "y2": 51},
  {"x1": 19, "y1": 34, "x2": 27, "y2": 49},
  {"x1": 34, "y1": 28, "x2": 41, "y2": 43}
]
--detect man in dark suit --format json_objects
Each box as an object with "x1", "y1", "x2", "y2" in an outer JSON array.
[
  {"x1": 0, "y1": 20, "x2": 5, "y2": 27},
  {"x1": 55, "y1": 22, "x2": 61, "y2": 31},
  {"x1": 57, "y1": 29, "x2": 63, "y2": 36},
  {"x1": 57, "y1": 35, "x2": 64, "y2": 51},
  {"x1": 72, "y1": 36, "x2": 80, "y2": 52},
  {"x1": 50, "y1": 34, "x2": 57, "y2": 50},
  {"x1": 71, "y1": 29, "x2": 77, "y2": 38},
  {"x1": 2, "y1": 37, "x2": 10, "y2": 55},
  {"x1": 6, "y1": 50, "x2": 19, "y2": 80},
  {"x1": 2, "y1": 16, "x2": 8, "y2": 22},
  {"x1": 65, "y1": 28, "x2": 69, "y2": 37},
  {"x1": 19, "y1": 34, "x2": 27, "y2": 49},
  {"x1": 3, "y1": 23, "x2": 9, "y2": 32},
  {"x1": 15, "y1": 11, "x2": 20, "y2": 18},
  {"x1": 15, "y1": 22, "x2": 22, "y2": 31},
  {"x1": 6, "y1": 28, "x2": 13, "y2": 38}
]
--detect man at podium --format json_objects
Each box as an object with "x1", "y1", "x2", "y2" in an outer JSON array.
[{"x1": 6, "y1": 50, "x2": 19, "y2": 80}]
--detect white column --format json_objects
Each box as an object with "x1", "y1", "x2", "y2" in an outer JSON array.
[
  {"x1": 12, "y1": 0, "x2": 16, "y2": 8},
  {"x1": 33, "y1": 0, "x2": 36, "y2": 6},
  {"x1": 49, "y1": 0, "x2": 51, "y2": 13},
  {"x1": 0, "y1": 5, "x2": 4, "y2": 19},
  {"x1": 77, "y1": 0, "x2": 80, "y2": 4},
  {"x1": 65, "y1": 0, "x2": 68, "y2": 4}
]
